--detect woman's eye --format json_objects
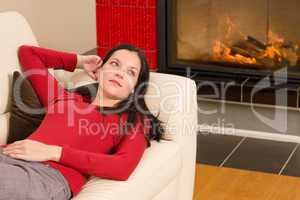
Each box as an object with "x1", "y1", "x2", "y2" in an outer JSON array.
[
  {"x1": 128, "y1": 70, "x2": 135, "y2": 76},
  {"x1": 111, "y1": 61, "x2": 118, "y2": 66}
]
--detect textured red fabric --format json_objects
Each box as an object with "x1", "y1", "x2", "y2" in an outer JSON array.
[
  {"x1": 15, "y1": 45, "x2": 149, "y2": 197},
  {"x1": 96, "y1": 0, "x2": 157, "y2": 70}
]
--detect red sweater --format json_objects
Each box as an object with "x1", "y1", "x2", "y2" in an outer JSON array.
[{"x1": 5, "y1": 45, "x2": 149, "y2": 197}]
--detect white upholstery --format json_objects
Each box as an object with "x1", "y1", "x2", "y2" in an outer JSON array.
[{"x1": 0, "y1": 11, "x2": 198, "y2": 200}]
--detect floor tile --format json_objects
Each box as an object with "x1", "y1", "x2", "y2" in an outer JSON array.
[
  {"x1": 281, "y1": 144, "x2": 300, "y2": 177},
  {"x1": 223, "y1": 137, "x2": 297, "y2": 174},
  {"x1": 196, "y1": 132, "x2": 243, "y2": 166}
]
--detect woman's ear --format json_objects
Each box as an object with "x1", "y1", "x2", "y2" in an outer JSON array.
[{"x1": 95, "y1": 67, "x2": 102, "y2": 80}]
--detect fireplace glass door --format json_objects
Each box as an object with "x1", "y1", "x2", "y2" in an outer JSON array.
[{"x1": 170, "y1": 0, "x2": 300, "y2": 74}]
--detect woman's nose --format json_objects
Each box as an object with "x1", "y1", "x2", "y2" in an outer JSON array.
[{"x1": 115, "y1": 71, "x2": 124, "y2": 79}]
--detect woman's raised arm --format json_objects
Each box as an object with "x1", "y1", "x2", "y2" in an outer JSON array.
[{"x1": 17, "y1": 45, "x2": 79, "y2": 107}]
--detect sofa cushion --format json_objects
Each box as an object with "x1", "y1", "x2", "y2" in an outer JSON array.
[
  {"x1": 67, "y1": 82, "x2": 98, "y2": 103},
  {"x1": 0, "y1": 113, "x2": 10, "y2": 145},
  {"x1": 7, "y1": 71, "x2": 45, "y2": 143}
]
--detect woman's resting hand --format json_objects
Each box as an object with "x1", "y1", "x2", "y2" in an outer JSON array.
[
  {"x1": 2, "y1": 139, "x2": 62, "y2": 162},
  {"x1": 77, "y1": 54, "x2": 103, "y2": 80}
]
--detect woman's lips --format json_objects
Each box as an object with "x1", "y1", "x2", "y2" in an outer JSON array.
[{"x1": 109, "y1": 80, "x2": 122, "y2": 87}]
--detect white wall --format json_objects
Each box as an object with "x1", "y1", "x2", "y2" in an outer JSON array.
[{"x1": 0, "y1": 0, "x2": 96, "y2": 54}]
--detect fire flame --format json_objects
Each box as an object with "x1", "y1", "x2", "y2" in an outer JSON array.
[
  {"x1": 262, "y1": 31, "x2": 283, "y2": 61},
  {"x1": 212, "y1": 17, "x2": 257, "y2": 65},
  {"x1": 212, "y1": 40, "x2": 257, "y2": 64},
  {"x1": 211, "y1": 18, "x2": 299, "y2": 67}
]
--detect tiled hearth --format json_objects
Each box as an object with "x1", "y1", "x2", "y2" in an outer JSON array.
[{"x1": 196, "y1": 132, "x2": 300, "y2": 177}]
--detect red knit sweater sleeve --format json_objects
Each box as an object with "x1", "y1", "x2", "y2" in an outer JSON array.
[
  {"x1": 17, "y1": 45, "x2": 78, "y2": 107},
  {"x1": 58, "y1": 118, "x2": 149, "y2": 180}
]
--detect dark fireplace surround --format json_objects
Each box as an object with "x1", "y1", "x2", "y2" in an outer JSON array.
[{"x1": 156, "y1": 0, "x2": 300, "y2": 108}]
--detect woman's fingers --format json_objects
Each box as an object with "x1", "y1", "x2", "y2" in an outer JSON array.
[
  {"x1": 3, "y1": 141, "x2": 27, "y2": 156},
  {"x1": 96, "y1": 57, "x2": 102, "y2": 65},
  {"x1": 91, "y1": 55, "x2": 102, "y2": 67},
  {"x1": 88, "y1": 72, "x2": 96, "y2": 80},
  {"x1": 7, "y1": 153, "x2": 25, "y2": 160},
  {"x1": 3, "y1": 148, "x2": 23, "y2": 155},
  {"x1": 3, "y1": 144, "x2": 23, "y2": 151},
  {"x1": 89, "y1": 55, "x2": 101, "y2": 63},
  {"x1": 83, "y1": 55, "x2": 102, "y2": 79}
]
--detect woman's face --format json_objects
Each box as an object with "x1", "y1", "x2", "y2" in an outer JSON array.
[{"x1": 97, "y1": 49, "x2": 141, "y2": 100}]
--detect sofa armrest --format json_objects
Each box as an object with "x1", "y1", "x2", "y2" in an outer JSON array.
[
  {"x1": 72, "y1": 141, "x2": 182, "y2": 200},
  {"x1": 162, "y1": 76, "x2": 198, "y2": 200},
  {"x1": 0, "y1": 113, "x2": 10, "y2": 145}
]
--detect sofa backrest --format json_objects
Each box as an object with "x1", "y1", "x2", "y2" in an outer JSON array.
[
  {"x1": 0, "y1": 11, "x2": 38, "y2": 114},
  {"x1": 0, "y1": 11, "x2": 39, "y2": 143}
]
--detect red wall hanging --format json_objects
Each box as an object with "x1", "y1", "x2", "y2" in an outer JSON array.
[{"x1": 96, "y1": 0, "x2": 158, "y2": 71}]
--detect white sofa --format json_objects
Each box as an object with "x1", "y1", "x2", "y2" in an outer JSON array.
[{"x1": 0, "y1": 11, "x2": 198, "y2": 200}]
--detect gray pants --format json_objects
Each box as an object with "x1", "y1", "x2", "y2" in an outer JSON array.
[{"x1": 0, "y1": 153, "x2": 72, "y2": 200}]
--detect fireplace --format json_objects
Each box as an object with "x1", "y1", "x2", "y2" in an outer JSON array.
[{"x1": 157, "y1": 0, "x2": 300, "y2": 107}]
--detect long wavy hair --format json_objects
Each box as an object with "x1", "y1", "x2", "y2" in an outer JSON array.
[{"x1": 89, "y1": 44, "x2": 170, "y2": 147}]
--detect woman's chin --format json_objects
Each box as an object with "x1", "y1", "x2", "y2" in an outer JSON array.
[
  {"x1": 104, "y1": 87, "x2": 128, "y2": 99},
  {"x1": 105, "y1": 92, "x2": 126, "y2": 100}
]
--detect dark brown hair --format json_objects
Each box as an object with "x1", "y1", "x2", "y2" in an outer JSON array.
[{"x1": 96, "y1": 43, "x2": 170, "y2": 147}]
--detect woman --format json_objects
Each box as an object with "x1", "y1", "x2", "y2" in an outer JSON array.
[{"x1": 0, "y1": 44, "x2": 166, "y2": 200}]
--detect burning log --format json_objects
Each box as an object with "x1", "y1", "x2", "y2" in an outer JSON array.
[
  {"x1": 244, "y1": 41, "x2": 265, "y2": 54},
  {"x1": 233, "y1": 36, "x2": 273, "y2": 58},
  {"x1": 231, "y1": 46, "x2": 256, "y2": 58},
  {"x1": 231, "y1": 45, "x2": 276, "y2": 67},
  {"x1": 247, "y1": 36, "x2": 267, "y2": 50},
  {"x1": 234, "y1": 41, "x2": 263, "y2": 55},
  {"x1": 211, "y1": 34, "x2": 300, "y2": 68},
  {"x1": 232, "y1": 36, "x2": 300, "y2": 67}
]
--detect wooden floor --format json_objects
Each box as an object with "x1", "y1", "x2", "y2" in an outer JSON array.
[{"x1": 193, "y1": 164, "x2": 300, "y2": 200}]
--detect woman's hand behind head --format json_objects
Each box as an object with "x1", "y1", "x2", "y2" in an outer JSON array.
[{"x1": 81, "y1": 55, "x2": 103, "y2": 80}]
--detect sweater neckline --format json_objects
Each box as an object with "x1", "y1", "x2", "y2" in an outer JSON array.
[
  {"x1": 79, "y1": 94, "x2": 123, "y2": 115},
  {"x1": 89, "y1": 101, "x2": 122, "y2": 116}
]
